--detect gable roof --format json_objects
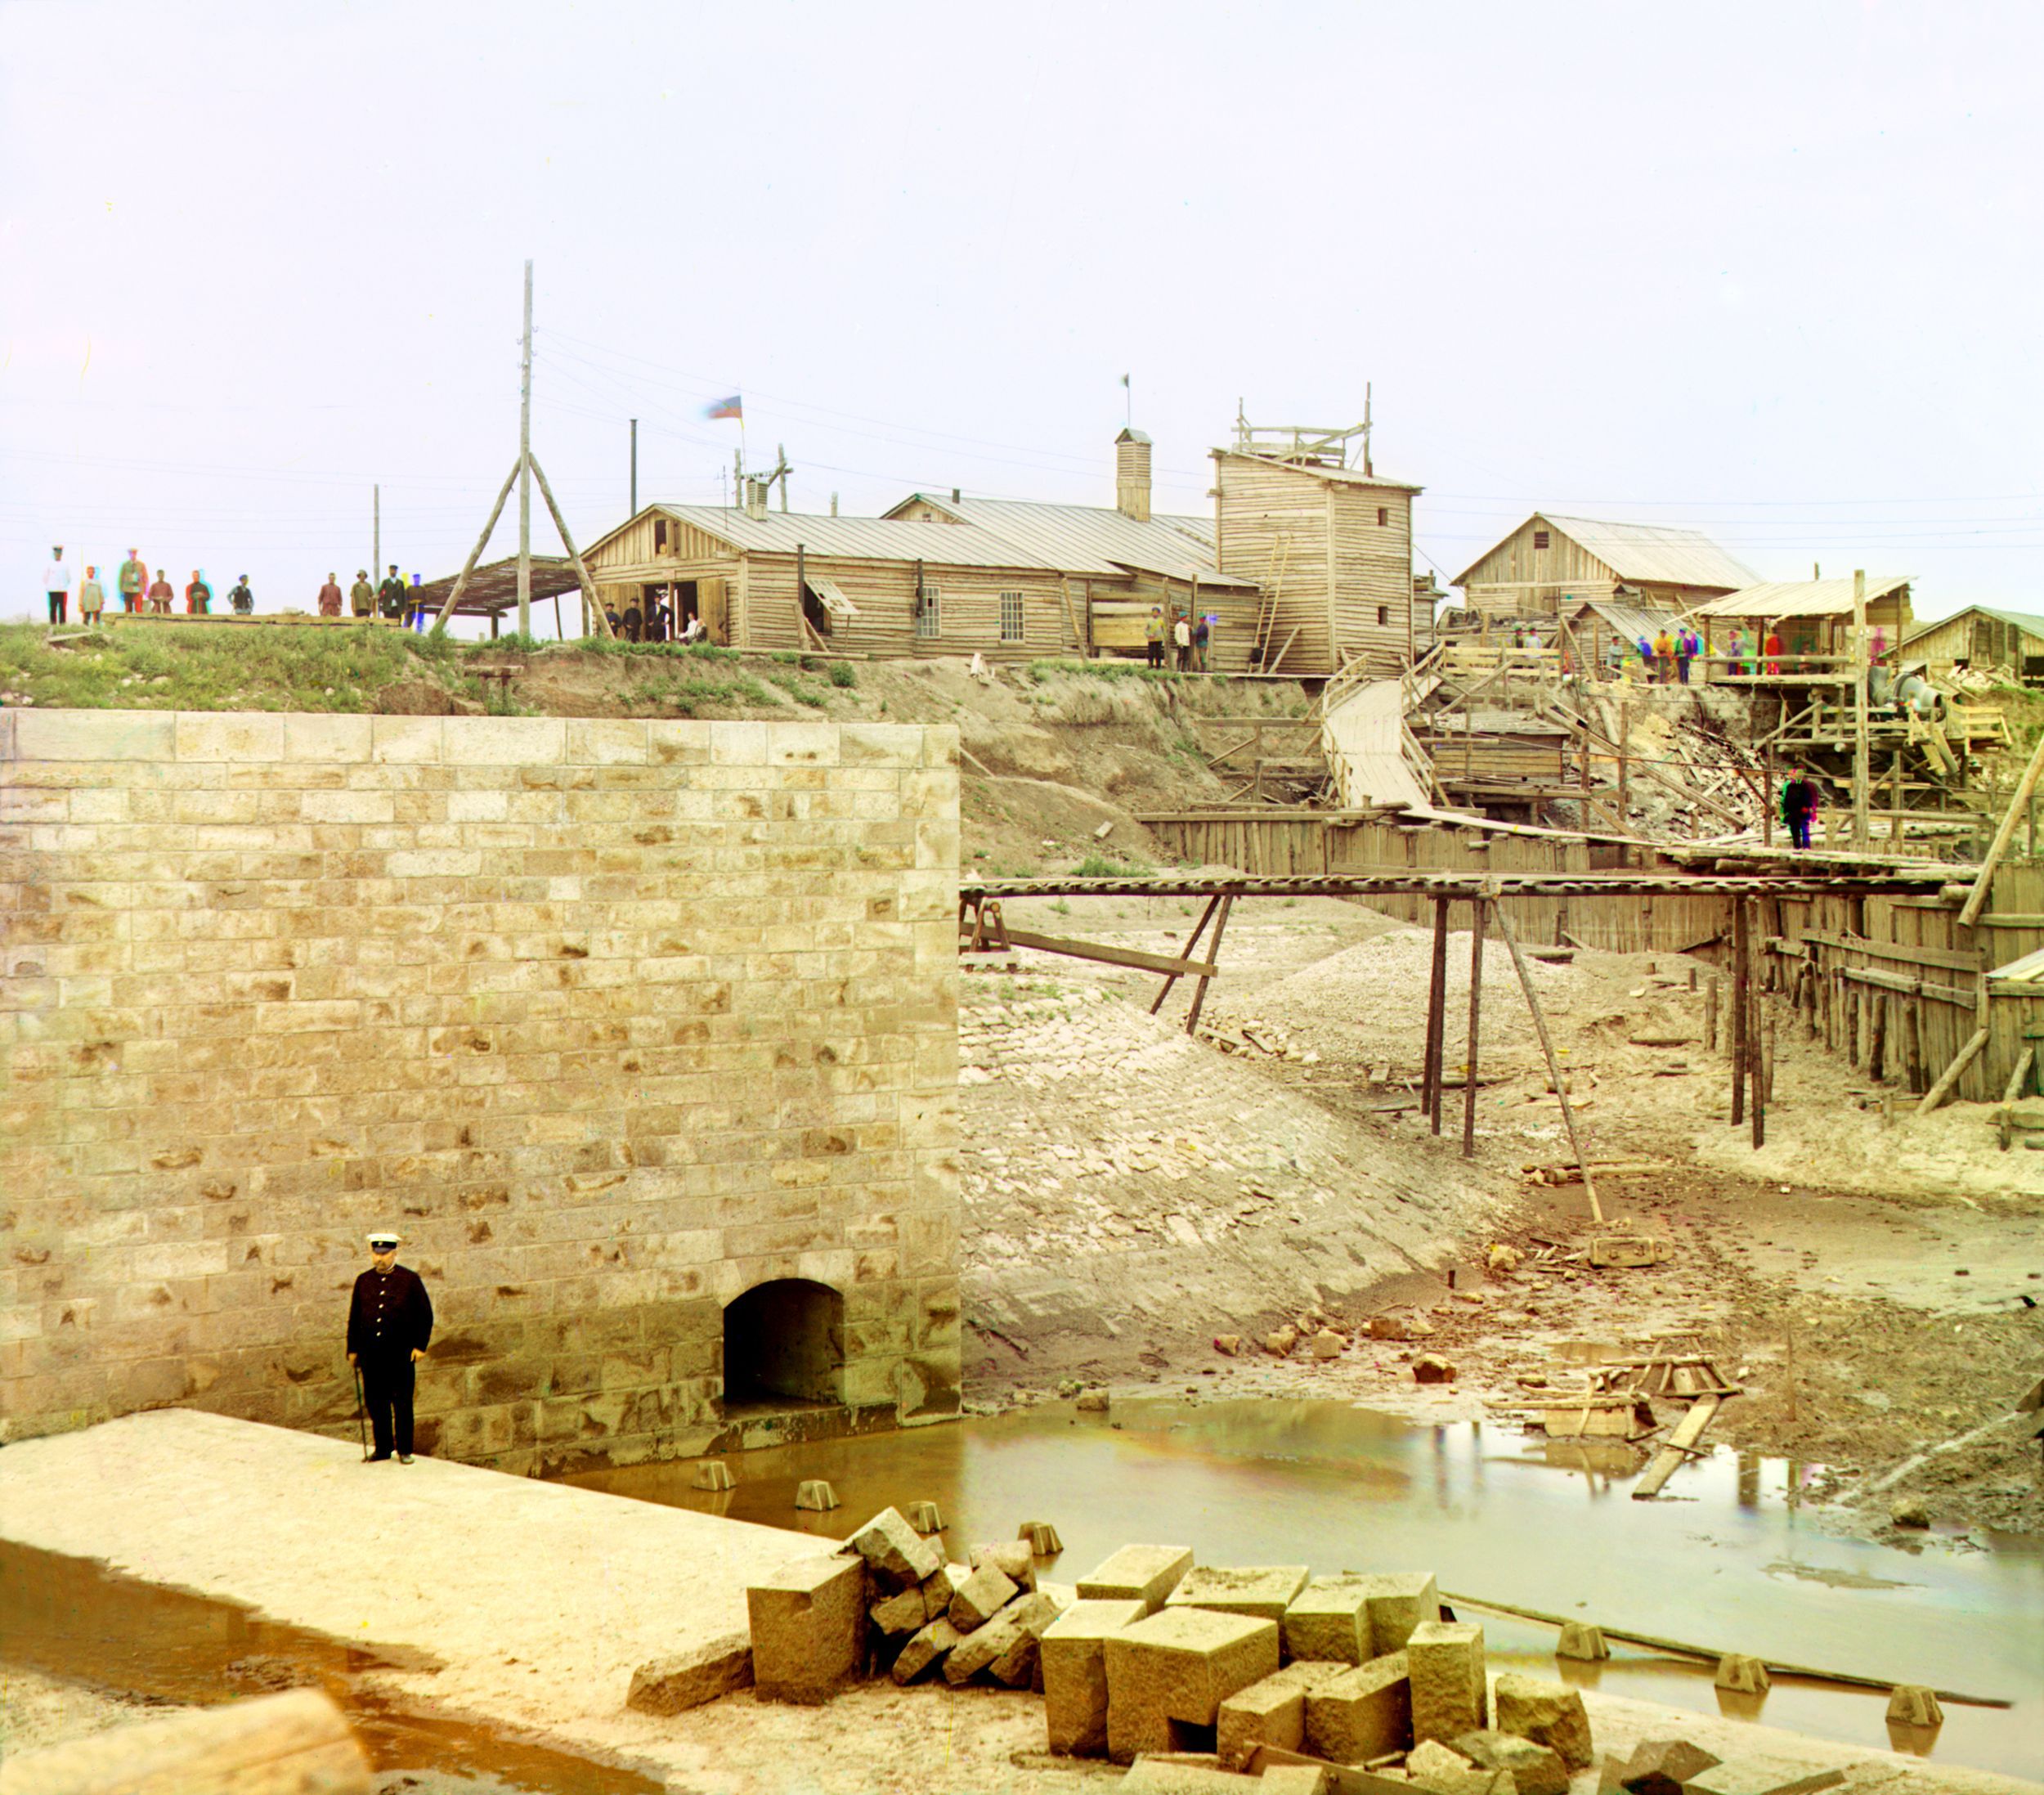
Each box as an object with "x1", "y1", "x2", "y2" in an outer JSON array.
[
  {"x1": 886, "y1": 493, "x2": 1255, "y2": 587},
  {"x1": 1455, "y1": 514, "x2": 1758, "y2": 591},
  {"x1": 1695, "y1": 575, "x2": 1912, "y2": 620},
  {"x1": 616, "y1": 504, "x2": 1066, "y2": 571},
  {"x1": 1566, "y1": 597, "x2": 1682, "y2": 644},
  {"x1": 1903, "y1": 603, "x2": 2044, "y2": 644}
]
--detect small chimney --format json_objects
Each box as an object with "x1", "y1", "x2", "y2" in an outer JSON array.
[
  {"x1": 951, "y1": 487, "x2": 961, "y2": 504},
  {"x1": 745, "y1": 477, "x2": 769, "y2": 521},
  {"x1": 1115, "y1": 428, "x2": 1152, "y2": 522}
]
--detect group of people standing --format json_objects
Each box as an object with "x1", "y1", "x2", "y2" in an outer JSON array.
[
  {"x1": 38, "y1": 547, "x2": 430, "y2": 627},
  {"x1": 1144, "y1": 605, "x2": 1211, "y2": 671},
  {"x1": 600, "y1": 592, "x2": 708, "y2": 644},
  {"x1": 41, "y1": 547, "x2": 251, "y2": 623}
]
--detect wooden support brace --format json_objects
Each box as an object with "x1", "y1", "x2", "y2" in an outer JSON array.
[
  {"x1": 1916, "y1": 1026, "x2": 1989, "y2": 1116},
  {"x1": 993, "y1": 923, "x2": 1217, "y2": 980},
  {"x1": 1490, "y1": 898, "x2": 1602, "y2": 1222},
  {"x1": 1150, "y1": 895, "x2": 1222, "y2": 1014},
  {"x1": 1183, "y1": 895, "x2": 1233, "y2": 1035},
  {"x1": 432, "y1": 459, "x2": 523, "y2": 631}
]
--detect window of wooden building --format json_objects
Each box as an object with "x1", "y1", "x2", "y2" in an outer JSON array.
[
  {"x1": 1533, "y1": 529, "x2": 1551, "y2": 550},
  {"x1": 999, "y1": 590, "x2": 1024, "y2": 643},
  {"x1": 1377, "y1": 605, "x2": 1389, "y2": 627},
  {"x1": 915, "y1": 584, "x2": 941, "y2": 639},
  {"x1": 654, "y1": 518, "x2": 670, "y2": 552},
  {"x1": 1377, "y1": 506, "x2": 1388, "y2": 527}
]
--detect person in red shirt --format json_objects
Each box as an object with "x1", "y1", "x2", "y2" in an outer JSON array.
[
  {"x1": 1764, "y1": 629, "x2": 1783, "y2": 676},
  {"x1": 146, "y1": 572, "x2": 175, "y2": 614},
  {"x1": 185, "y1": 571, "x2": 212, "y2": 615},
  {"x1": 317, "y1": 572, "x2": 343, "y2": 617}
]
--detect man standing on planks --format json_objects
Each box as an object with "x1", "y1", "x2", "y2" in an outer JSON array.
[
  {"x1": 349, "y1": 569, "x2": 375, "y2": 618},
  {"x1": 43, "y1": 545, "x2": 71, "y2": 624},
  {"x1": 378, "y1": 563, "x2": 406, "y2": 620},
  {"x1": 1782, "y1": 770, "x2": 1818, "y2": 850},
  {"x1": 346, "y1": 1231, "x2": 434, "y2": 1463}
]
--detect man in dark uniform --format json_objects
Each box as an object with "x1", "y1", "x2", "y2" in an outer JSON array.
[
  {"x1": 377, "y1": 563, "x2": 406, "y2": 620},
  {"x1": 346, "y1": 1231, "x2": 433, "y2": 1463}
]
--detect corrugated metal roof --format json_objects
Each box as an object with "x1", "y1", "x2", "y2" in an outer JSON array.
[
  {"x1": 1696, "y1": 575, "x2": 1912, "y2": 620},
  {"x1": 652, "y1": 505, "x2": 1063, "y2": 571},
  {"x1": 887, "y1": 495, "x2": 1257, "y2": 587},
  {"x1": 1567, "y1": 597, "x2": 1681, "y2": 644},
  {"x1": 1535, "y1": 515, "x2": 1759, "y2": 591}
]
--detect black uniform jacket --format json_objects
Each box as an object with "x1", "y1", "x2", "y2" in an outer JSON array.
[{"x1": 347, "y1": 1264, "x2": 434, "y2": 1363}]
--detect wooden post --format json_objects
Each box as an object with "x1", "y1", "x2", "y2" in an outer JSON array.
[
  {"x1": 527, "y1": 452, "x2": 615, "y2": 639},
  {"x1": 518, "y1": 258, "x2": 533, "y2": 640},
  {"x1": 372, "y1": 482, "x2": 379, "y2": 591},
  {"x1": 1761, "y1": 742, "x2": 1773, "y2": 848},
  {"x1": 1150, "y1": 895, "x2": 1221, "y2": 1016},
  {"x1": 1491, "y1": 900, "x2": 1602, "y2": 1221},
  {"x1": 1731, "y1": 902, "x2": 1749, "y2": 1124},
  {"x1": 630, "y1": 416, "x2": 638, "y2": 514},
  {"x1": 1425, "y1": 895, "x2": 1450, "y2": 1134},
  {"x1": 1903, "y1": 1000, "x2": 1923, "y2": 1095},
  {"x1": 1705, "y1": 974, "x2": 1719, "y2": 1054},
  {"x1": 1867, "y1": 995, "x2": 1887, "y2": 1083},
  {"x1": 1958, "y1": 726, "x2": 2044, "y2": 927},
  {"x1": 1183, "y1": 895, "x2": 1233, "y2": 1036},
  {"x1": 1749, "y1": 908, "x2": 1766, "y2": 1147},
  {"x1": 1916, "y1": 1027, "x2": 1989, "y2": 1116},
  {"x1": 1463, "y1": 897, "x2": 1486, "y2": 1157},
  {"x1": 1616, "y1": 700, "x2": 1630, "y2": 828},
  {"x1": 1852, "y1": 568, "x2": 1870, "y2": 849},
  {"x1": 432, "y1": 458, "x2": 523, "y2": 631}
]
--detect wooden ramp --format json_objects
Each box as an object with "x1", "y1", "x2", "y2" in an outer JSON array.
[{"x1": 1321, "y1": 677, "x2": 1432, "y2": 810}]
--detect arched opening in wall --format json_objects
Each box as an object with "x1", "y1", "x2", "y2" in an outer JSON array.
[{"x1": 721, "y1": 1279, "x2": 845, "y2": 1413}]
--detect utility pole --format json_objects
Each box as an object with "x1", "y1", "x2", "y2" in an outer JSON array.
[
  {"x1": 1852, "y1": 568, "x2": 1870, "y2": 850},
  {"x1": 517, "y1": 258, "x2": 533, "y2": 639},
  {"x1": 630, "y1": 419, "x2": 638, "y2": 515},
  {"x1": 372, "y1": 484, "x2": 379, "y2": 588}
]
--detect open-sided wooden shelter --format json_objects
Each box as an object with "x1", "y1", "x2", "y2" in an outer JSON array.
[
  {"x1": 1900, "y1": 604, "x2": 2044, "y2": 687},
  {"x1": 1693, "y1": 576, "x2": 1913, "y2": 680}
]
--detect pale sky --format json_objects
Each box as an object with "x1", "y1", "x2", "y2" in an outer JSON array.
[{"x1": 3, "y1": 0, "x2": 2040, "y2": 631}]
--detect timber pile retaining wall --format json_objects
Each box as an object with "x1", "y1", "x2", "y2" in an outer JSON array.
[
  {"x1": 0, "y1": 709, "x2": 961, "y2": 1472},
  {"x1": 1141, "y1": 810, "x2": 2044, "y2": 1106}
]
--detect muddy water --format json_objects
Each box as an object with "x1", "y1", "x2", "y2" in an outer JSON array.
[
  {"x1": 0, "y1": 1538, "x2": 659, "y2": 1795},
  {"x1": 569, "y1": 1398, "x2": 2044, "y2": 1781}
]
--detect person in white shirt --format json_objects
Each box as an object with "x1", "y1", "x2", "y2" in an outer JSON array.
[
  {"x1": 43, "y1": 546, "x2": 72, "y2": 625},
  {"x1": 1172, "y1": 613, "x2": 1193, "y2": 671}
]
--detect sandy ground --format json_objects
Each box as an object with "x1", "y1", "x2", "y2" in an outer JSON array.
[
  {"x1": 2, "y1": 1409, "x2": 2037, "y2": 1795},
  {"x1": 957, "y1": 894, "x2": 2044, "y2": 1537}
]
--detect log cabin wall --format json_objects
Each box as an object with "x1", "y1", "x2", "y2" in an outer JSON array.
[
  {"x1": 1327, "y1": 482, "x2": 1415, "y2": 675},
  {"x1": 1213, "y1": 452, "x2": 1337, "y2": 674}
]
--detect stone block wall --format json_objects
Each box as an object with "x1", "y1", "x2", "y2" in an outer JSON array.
[{"x1": 0, "y1": 708, "x2": 961, "y2": 1473}]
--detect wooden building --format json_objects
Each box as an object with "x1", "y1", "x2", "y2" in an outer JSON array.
[
  {"x1": 1210, "y1": 424, "x2": 1421, "y2": 677},
  {"x1": 582, "y1": 429, "x2": 1262, "y2": 665},
  {"x1": 1563, "y1": 597, "x2": 1681, "y2": 675},
  {"x1": 1899, "y1": 605, "x2": 2044, "y2": 686},
  {"x1": 1452, "y1": 514, "x2": 1755, "y2": 625},
  {"x1": 1693, "y1": 576, "x2": 1913, "y2": 679}
]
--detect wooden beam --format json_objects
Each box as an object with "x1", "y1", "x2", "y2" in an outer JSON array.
[
  {"x1": 527, "y1": 453, "x2": 615, "y2": 639},
  {"x1": 432, "y1": 459, "x2": 523, "y2": 631},
  {"x1": 977, "y1": 924, "x2": 1218, "y2": 980},
  {"x1": 1424, "y1": 895, "x2": 1450, "y2": 1135},
  {"x1": 1490, "y1": 897, "x2": 1602, "y2": 1222},
  {"x1": 1183, "y1": 895, "x2": 1234, "y2": 1034},
  {"x1": 1462, "y1": 898, "x2": 1486, "y2": 1158},
  {"x1": 1916, "y1": 1026, "x2": 1989, "y2": 1116},
  {"x1": 1634, "y1": 1393, "x2": 1723, "y2": 1500},
  {"x1": 1150, "y1": 895, "x2": 1222, "y2": 1014},
  {"x1": 1792, "y1": 931, "x2": 1985, "y2": 972},
  {"x1": 1959, "y1": 727, "x2": 2044, "y2": 927}
]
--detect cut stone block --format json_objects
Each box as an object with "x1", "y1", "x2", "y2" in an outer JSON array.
[
  {"x1": 1077, "y1": 1544, "x2": 1195, "y2": 1613},
  {"x1": 1104, "y1": 1608, "x2": 1281, "y2": 1764},
  {"x1": 1410, "y1": 1739, "x2": 1477, "y2": 1780},
  {"x1": 1167, "y1": 1564, "x2": 1311, "y2": 1624},
  {"x1": 946, "y1": 1589, "x2": 1065, "y2": 1685},
  {"x1": 970, "y1": 1539, "x2": 1038, "y2": 1592},
  {"x1": 1616, "y1": 1738, "x2": 1720, "y2": 1795},
  {"x1": 1217, "y1": 1659, "x2": 1344, "y2": 1768},
  {"x1": 1119, "y1": 1758, "x2": 1264, "y2": 1793},
  {"x1": 906, "y1": 1501, "x2": 944, "y2": 1532},
  {"x1": 890, "y1": 1616, "x2": 962, "y2": 1685},
  {"x1": 844, "y1": 1506, "x2": 943, "y2": 1591},
  {"x1": 625, "y1": 1639, "x2": 753, "y2": 1713},
  {"x1": 1361, "y1": 1573, "x2": 1441, "y2": 1652},
  {"x1": 1455, "y1": 1728, "x2": 1568, "y2": 1795},
  {"x1": 869, "y1": 1585, "x2": 929, "y2": 1638},
  {"x1": 1284, "y1": 1575, "x2": 1373, "y2": 1665},
  {"x1": 1020, "y1": 1520, "x2": 1064, "y2": 1555},
  {"x1": 1407, "y1": 1621, "x2": 1487, "y2": 1743},
  {"x1": 1303, "y1": 1650, "x2": 1411, "y2": 1764},
  {"x1": 1885, "y1": 1685, "x2": 1943, "y2": 1728},
  {"x1": 1556, "y1": 1622, "x2": 1610, "y2": 1661},
  {"x1": 1260, "y1": 1768, "x2": 1333, "y2": 1795},
  {"x1": 948, "y1": 1561, "x2": 1020, "y2": 1631},
  {"x1": 794, "y1": 1479, "x2": 838, "y2": 1511},
  {"x1": 746, "y1": 1554, "x2": 864, "y2": 1705},
  {"x1": 1712, "y1": 1654, "x2": 1770, "y2": 1695},
  {"x1": 1683, "y1": 1758, "x2": 1846, "y2": 1795},
  {"x1": 690, "y1": 1461, "x2": 734, "y2": 1492},
  {"x1": 1492, "y1": 1672, "x2": 1593, "y2": 1769},
  {"x1": 1407, "y1": 1737, "x2": 1514, "y2": 1795},
  {"x1": 1042, "y1": 1597, "x2": 1147, "y2": 1757},
  {"x1": 921, "y1": 1562, "x2": 968, "y2": 1620}
]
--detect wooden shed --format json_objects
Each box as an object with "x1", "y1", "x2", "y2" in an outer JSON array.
[
  {"x1": 1563, "y1": 598, "x2": 1681, "y2": 675},
  {"x1": 1900, "y1": 605, "x2": 2044, "y2": 686},
  {"x1": 1210, "y1": 429, "x2": 1421, "y2": 677},
  {"x1": 1453, "y1": 514, "x2": 1755, "y2": 626}
]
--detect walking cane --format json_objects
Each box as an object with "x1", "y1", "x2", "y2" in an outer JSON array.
[{"x1": 351, "y1": 1361, "x2": 370, "y2": 1462}]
